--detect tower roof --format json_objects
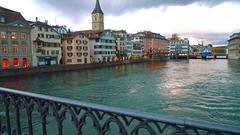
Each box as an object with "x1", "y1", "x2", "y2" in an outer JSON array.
[{"x1": 92, "y1": 0, "x2": 103, "y2": 14}]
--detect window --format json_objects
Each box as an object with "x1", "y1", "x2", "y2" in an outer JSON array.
[
  {"x1": 83, "y1": 40, "x2": 88, "y2": 45},
  {"x1": 22, "y1": 47, "x2": 27, "y2": 54},
  {"x1": 2, "y1": 58, "x2": 8, "y2": 68},
  {"x1": 79, "y1": 33, "x2": 84, "y2": 38},
  {"x1": 83, "y1": 46, "x2": 88, "y2": 51},
  {"x1": 56, "y1": 50, "x2": 59, "y2": 55},
  {"x1": 12, "y1": 45, "x2": 18, "y2": 53},
  {"x1": 77, "y1": 59, "x2": 82, "y2": 62},
  {"x1": 20, "y1": 33, "x2": 27, "y2": 40},
  {"x1": 77, "y1": 52, "x2": 82, "y2": 57},
  {"x1": 22, "y1": 58, "x2": 28, "y2": 68},
  {"x1": 55, "y1": 35, "x2": 60, "y2": 39},
  {"x1": 67, "y1": 59, "x2": 72, "y2": 63},
  {"x1": 11, "y1": 32, "x2": 17, "y2": 39},
  {"x1": 67, "y1": 46, "x2": 73, "y2": 51},
  {"x1": 67, "y1": 53, "x2": 73, "y2": 57},
  {"x1": 13, "y1": 58, "x2": 19, "y2": 67},
  {"x1": 76, "y1": 46, "x2": 82, "y2": 51},
  {"x1": 51, "y1": 50, "x2": 55, "y2": 55},
  {"x1": 38, "y1": 34, "x2": 44, "y2": 38},
  {"x1": 83, "y1": 53, "x2": 88, "y2": 56},
  {"x1": 76, "y1": 40, "x2": 81, "y2": 44},
  {"x1": 0, "y1": 16, "x2": 5, "y2": 23},
  {"x1": 42, "y1": 50, "x2": 46, "y2": 55},
  {"x1": 2, "y1": 45, "x2": 8, "y2": 53},
  {"x1": 0, "y1": 32, "x2": 6, "y2": 39},
  {"x1": 67, "y1": 40, "x2": 72, "y2": 44}
]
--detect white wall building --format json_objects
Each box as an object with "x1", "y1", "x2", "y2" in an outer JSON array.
[
  {"x1": 169, "y1": 38, "x2": 190, "y2": 58},
  {"x1": 29, "y1": 19, "x2": 61, "y2": 66},
  {"x1": 87, "y1": 30, "x2": 116, "y2": 63},
  {"x1": 131, "y1": 33, "x2": 145, "y2": 57}
]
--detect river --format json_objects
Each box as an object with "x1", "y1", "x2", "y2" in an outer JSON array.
[{"x1": 0, "y1": 59, "x2": 240, "y2": 126}]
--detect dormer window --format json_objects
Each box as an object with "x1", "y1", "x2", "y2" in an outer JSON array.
[
  {"x1": 79, "y1": 33, "x2": 84, "y2": 38},
  {"x1": 0, "y1": 16, "x2": 5, "y2": 23}
]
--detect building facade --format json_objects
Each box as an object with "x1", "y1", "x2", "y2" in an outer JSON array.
[
  {"x1": 88, "y1": 30, "x2": 116, "y2": 63},
  {"x1": 169, "y1": 38, "x2": 190, "y2": 59},
  {"x1": 61, "y1": 32, "x2": 91, "y2": 65},
  {"x1": 112, "y1": 30, "x2": 132, "y2": 60},
  {"x1": 228, "y1": 33, "x2": 240, "y2": 60},
  {"x1": 142, "y1": 31, "x2": 168, "y2": 57},
  {"x1": 29, "y1": 19, "x2": 61, "y2": 66},
  {"x1": 0, "y1": 6, "x2": 32, "y2": 69},
  {"x1": 131, "y1": 33, "x2": 145, "y2": 58},
  {"x1": 125, "y1": 34, "x2": 133, "y2": 58}
]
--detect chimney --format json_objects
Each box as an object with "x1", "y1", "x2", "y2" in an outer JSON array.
[
  {"x1": 36, "y1": 17, "x2": 38, "y2": 22},
  {"x1": 45, "y1": 20, "x2": 48, "y2": 24}
]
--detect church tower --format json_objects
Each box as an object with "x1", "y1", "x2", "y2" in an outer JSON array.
[{"x1": 92, "y1": 0, "x2": 104, "y2": 31}]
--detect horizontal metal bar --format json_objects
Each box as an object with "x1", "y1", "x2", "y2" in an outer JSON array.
[{"x1": 0, "y1": 87, "x2": 240, "y2": 134}]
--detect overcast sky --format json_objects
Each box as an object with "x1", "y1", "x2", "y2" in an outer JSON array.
[{"x1": 1, "y1": 0, "x2": 240, "y2": 45}]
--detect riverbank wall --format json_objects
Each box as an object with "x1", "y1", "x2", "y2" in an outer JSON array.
[{"x1": 0, "y1": 58, "x2": 162, "y2": 78}]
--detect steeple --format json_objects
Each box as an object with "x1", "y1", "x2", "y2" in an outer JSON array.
[
  {"x1": 91, "y1": 0, "x2": 104, "y2": 31},
  {"x1": 92, "y1": 0, "x2": 103, "y2": 14}
]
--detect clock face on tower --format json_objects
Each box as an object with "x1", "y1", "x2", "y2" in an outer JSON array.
[{"x1": 93, "y1": 14, "x2": 103, "y2": 22}]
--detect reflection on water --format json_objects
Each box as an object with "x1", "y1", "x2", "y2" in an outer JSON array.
[
  {"x1": 144, "y1": 60, "x2": 167, "y2": 69},
  {"x1": 0, "y1": 59, "x2": 240, "y2": 126}
]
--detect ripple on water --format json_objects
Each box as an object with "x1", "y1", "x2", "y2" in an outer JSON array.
[{"x1": 0, "y1": 60, "x2": 240, "y2": 126}]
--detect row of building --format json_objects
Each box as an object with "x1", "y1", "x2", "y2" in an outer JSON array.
[{"x1": 0, "y1": 0, "x2": 191, "y2": 69}]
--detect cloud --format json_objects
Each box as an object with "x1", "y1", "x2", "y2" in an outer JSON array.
[
  {"x1": 180, "y1": 32, "x2": 232, "y2": 45},
  {"x1": 33, "y1": 0, "x2": 240, "y2": 22}
]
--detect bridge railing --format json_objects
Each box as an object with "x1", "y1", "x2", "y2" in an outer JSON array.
[{"x1": 0, "y1": 87, "x2": 239, "y2": 135}]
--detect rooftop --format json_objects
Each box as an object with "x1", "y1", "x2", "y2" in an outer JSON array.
[
  {"x1": 92, "y1": 0, "x2": 104, "y2": 14},
  {"x1": 0, "y1": 6, "x2": 26, "y2": 23}
]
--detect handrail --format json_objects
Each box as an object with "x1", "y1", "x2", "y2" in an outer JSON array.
[{"x1": 0, "y1": 87, "x2": 239, "y2": 135}]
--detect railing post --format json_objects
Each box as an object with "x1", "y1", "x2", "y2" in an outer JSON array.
[
  {"x1": 14, "y1": 96, "x2": 22, "y2": 135},
  {"x1": 36, "y1": 99, "x2": 48, "y2": 135},
  {"x1": 3, "y1": 95, "x2": 11, "y2": 135},
  {"x1": 41, "y1": 117, "x2": 47, "y2": 135},
  {"x1": 0, "y1": 115, "x2": 1, "y2": 133},
  {"x1": 24, "y1": 98, "x2": 34, "y2": 135}
]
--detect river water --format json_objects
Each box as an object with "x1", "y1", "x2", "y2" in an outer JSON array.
[{"x1": 0, "y1": 59, "x2": 240, "y2": 126}]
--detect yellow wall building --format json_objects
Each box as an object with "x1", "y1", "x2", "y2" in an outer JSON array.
[{"x1": 61, "y1": 32, "x2": 91, "y2": 65}]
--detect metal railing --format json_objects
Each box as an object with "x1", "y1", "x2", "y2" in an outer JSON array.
[{"x1": 0, "y1": 87, "x2": 239, "y2": 135}]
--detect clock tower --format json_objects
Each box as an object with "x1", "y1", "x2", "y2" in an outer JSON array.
[{"x1": 92, "y1": 0, "x2": 104, "y2": 31}]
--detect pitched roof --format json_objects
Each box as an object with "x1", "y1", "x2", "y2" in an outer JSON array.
[
  {"x1": 92, "y1": 0, "x2": 103, "y2": 14},
  {"x1": 0, "y1": 6, "x2": 26, "y2": 23},
  {"x1": 28, "y1": 21, "x2": 52, "y2": 28},
  {"x1": 62, "y1": 30, "x2": 111, "y2": 41}
]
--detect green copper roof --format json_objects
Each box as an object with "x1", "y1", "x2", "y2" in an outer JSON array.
[{"x1": 92, "y1": 0, "x2": 103, "y2": 14}]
